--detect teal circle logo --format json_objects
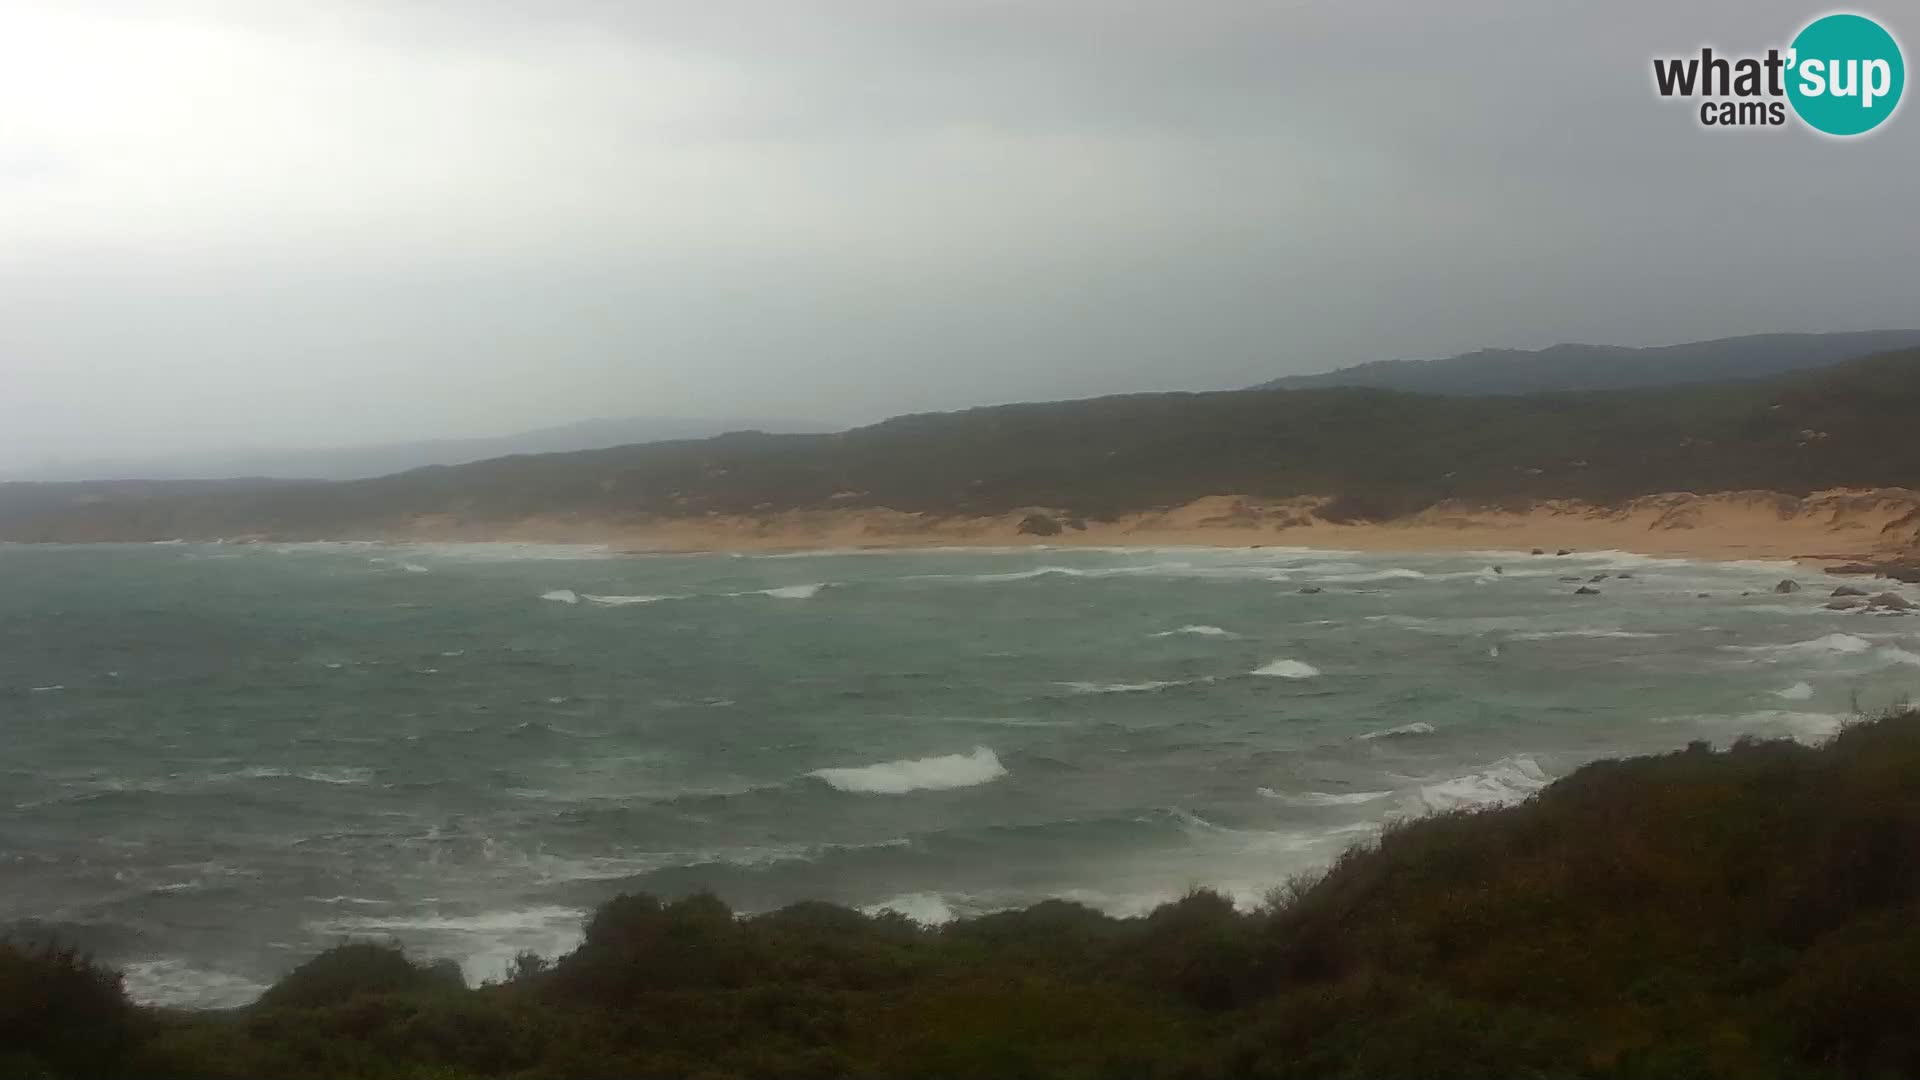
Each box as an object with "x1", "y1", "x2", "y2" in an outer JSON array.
[{"x1": 1787, "y1": 13, "x2": 1905, "y2": 136}]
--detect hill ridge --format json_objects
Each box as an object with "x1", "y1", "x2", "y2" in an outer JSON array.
[
  {"x1": 5, "y1": 346, "x2": 1920, "y2": 550},
  {"x1": 1254, "y1": 329, "x2": 1920, "y2": 395}
]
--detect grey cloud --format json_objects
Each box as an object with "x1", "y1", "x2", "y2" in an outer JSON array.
[{"x1": 0, "y1": 0, "x2": 1914, "y2": 471}]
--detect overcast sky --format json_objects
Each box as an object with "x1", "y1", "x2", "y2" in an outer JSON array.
[{"x1": 2, "y1": 1, "x2": 1915, "y2": 469}]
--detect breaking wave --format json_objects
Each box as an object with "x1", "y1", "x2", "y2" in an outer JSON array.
[
  {"x1": 1251, "y1": 659, "x2": 1321, "y2": 679},
  {"x1": 1312, "y1": 568, "x2": 1428, "y2": 584},
  {"x1": 1513, "y1": 628, "x2": 1662, "y2": 641},
  {"x1": 1258, "y1": 788, "x2": 1395, "y2": 806},
  {"x1": 1359, "y1": 721, "x2": 1436, "y2": 739},
  {"x1": 1149, "y1": 625, "x2": 1235, "y2": 638},
  {"x1": 810, "y1": 747, "x2": 1007, "y2": 795},
  {"x1": 757, "y1": 583, "x2": 825, "y2": 600},
  {"x1": 1728, "y1": 633, "x2": 1873, "y2": 657},
  {"x1": 1656, "y1": 709, "x2": 1851, "y2": 745},
  {"x1": 539, "y1": 589, "x2": 580, "y2": 605},
  {"x1": 860, "y1": 892, "x2": 960, "y2": 925},
  {"x1": 121, "y1": 959, "x2": 269, "y2": 1010},
  {"x1": 1059, "y1": 678, "x2": 1211, "y2": 694},
  {"x1": 1411, "y1": 756, "x2": 1551, "y2": 813}
]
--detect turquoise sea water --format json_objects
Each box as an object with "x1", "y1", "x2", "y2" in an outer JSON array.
[{"x1": 3, "y1": 541, "x2": 1916, "y2": 1007}]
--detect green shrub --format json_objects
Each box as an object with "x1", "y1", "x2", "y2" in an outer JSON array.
[
  {"x1": 259, "y1": 942, "x2": 465, "y2": 1010},
  {"x1": 0, "y1": 942, "x2": 135, "y2": 1079},
  {"x1": 17, "y1": 710, "x2": 1920, "y2": 1078}
]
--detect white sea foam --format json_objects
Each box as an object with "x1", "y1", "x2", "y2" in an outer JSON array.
[
  {"x1": 1258, "y1": 788, "x2": 1395, "y2": 806},
  {"x1": 758, "y1": 583, "x2": 825, "y2": 599},
  {"x1": 237, "y1": 766, "x2": 373, "y2": 785},
  {"x1": 29, "y1": 684, "x2": 65, "y2": 692},
  {"x1": 583, "y1": 593, "x2": 675, "y2": 606},
  {"x1": 1251, "y1": 658, "x2": 1320, "y2": 679},
  {"x1": 1314, "y1": 568, "x2": 1428, "y2": 584},
  {"x1": 316, "y1": 904, "x2": 588, "y2": 984},
  {"x1": 1879, "y1": 646, "x2": 1920, "y2": 667},
  {"x1": 955, "y1": 566, "x2": 1081, "y2": 583},
  {"x1": 1149, "y1": 624, "x2": 1235, "y2": 638},
  {"x1": 1773, "y1": 681, "x2": 1816, "y2": 701},
  {"x1": 861, "y1": 892, "x2": 959, "y2": 925},
  {"x1": 1411, "y1": 756, "x2": 1551, "y2": 813},
  {"x1": 1059, "y1": 678, "x2": 1207, "y2": 694},
  {"x1": 320, "y1": 904, "x2": 584, "y2": 936},
  {"x1": 1359, "y1": 721, "x2": 1436, "y2": 739},
  {"x1": 1657, "y1": 709, "x2": 1851, "y2": 745},
  {"x1": 121, "y1": 959, "x2": 269, "y2": 1009},
  {"x1": 539, "y1": 589, "x2": 580, "y2": 605},
  {"x1": 399, "y1": 562, "x2": 430, "y2": 573},
  {"x1": 811, "y1": 747, "x2": 1007, "y2": 794},
  {"x1": 1513, "y1": 628, "x2": 1662, "y2": 641},
  {"x1": 1728, "y1": 633, "x2": 1873, "y2": 657}
]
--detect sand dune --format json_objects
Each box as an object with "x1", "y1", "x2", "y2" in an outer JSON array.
[{"x1": 372, "y1": 488, "x2": 1920, "y2": 563}]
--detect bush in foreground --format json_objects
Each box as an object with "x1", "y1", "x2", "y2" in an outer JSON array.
[{"x1": 14, "y1": 710, "x2": 1920, "y2": 1079}]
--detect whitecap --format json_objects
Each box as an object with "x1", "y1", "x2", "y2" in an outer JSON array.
[
  {"x1": 29, "y1": 684, "x2": 65, "y2": 693},
  {"x1": 758, "y1": 583, "x2": 825, "y2": 600},
  {"x1": 399, "y1": 562, "x2": 430, "y2": 573},
  {"x1": 1359, "y1": 721, "x2": 1436, "y2": 739},
  {"x1": 1772, "y1": 681, "x2": 1815, "y2": 701},
  {"x1": 1411, "y1": 756, "x2": 1550, "y2": 813},
  {"x1": 314, "y1": 904, "x2": 587, "y2": 985},
  {"x1": 583, "y1": 593, "x2": 676, "y2": 606},
  {"x1": 1726, "y1": 633, "x2": 1873, "y2": 657},
  {"x1": 861, "y1": 892, "x2": 959, "y2": 925},
  {"x1": 1258, "y1": 788, "x2": 1395, "y2": 806},
  {"x1": 1251, "y1": 659, "x2": 1320, "y2": 679},
  {"x1": 121, "y1": 959, "x2": 269, "y2": 1010},
  {"x1": 1656, "y1": 709, "x2": 1851, "y2": 745},
  {"x1": 957, "y1": 567, "x2": 1081, "y2": 583},
  {"x1": 1314, "y1": 568, "x2": 1428, "y2": 584},
  {"x1": 539, "y1": 589, "x2": 580, "y2": 605},
  {"x1": 238, "y1": 766, "x2": 372, "y2": 785},
  {"x1": 1058, "y1": 678, "x2": 1208, "y2": 694},
  {"x1": 319, "y1": 904, "x2": 583, "y2": 936},
  {"x1": 1512, "y1": 629, "x2": 1662, "y2": 641},
  {"x1": 1149, "y1": 625, "x2": 1235, "y2": 638},
  {"x1": 811, "y1": 747, "x2": 1006, "y2": 795}
]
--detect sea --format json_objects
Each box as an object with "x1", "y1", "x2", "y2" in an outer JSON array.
[{"x1": 3, "y1": 540, "x2": 1917, "y2": 1008}]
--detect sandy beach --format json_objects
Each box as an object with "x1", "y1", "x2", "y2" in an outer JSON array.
[{"x1": 370, "y1": 487, "x2": 1920, "y2": 564}]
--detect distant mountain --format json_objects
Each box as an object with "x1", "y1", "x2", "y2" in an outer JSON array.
[
  {"x1": 1253, "y1": 330, "x2": 1920, "y2": 396},
  {"x1": 9, "y1": 345, "x2": 1920, "y2": 542},
  {"x1": 7, "y1": 416, "x2": 832, "y2": 483}
]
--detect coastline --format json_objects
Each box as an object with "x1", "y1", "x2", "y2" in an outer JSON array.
[{"x1": 345, "y1": 487, "x2": 1920, "y2": 565}]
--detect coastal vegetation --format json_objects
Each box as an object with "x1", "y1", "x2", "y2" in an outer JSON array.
[
  {"x1": 5, "y1": 347, "x2": 1920, "y2": 542},
  {"x1": 8, "y1": 708, "x2": 1920, "y2": 1079}
]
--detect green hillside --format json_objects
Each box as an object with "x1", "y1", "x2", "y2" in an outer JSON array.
[{"x1": 5, "y1": 348, "x2": 1920, "y2": 541}]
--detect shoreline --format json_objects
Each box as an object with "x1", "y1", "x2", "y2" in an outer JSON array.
[{"x1": 337, "y1": 488, "x2": 1920, "y2": 565}]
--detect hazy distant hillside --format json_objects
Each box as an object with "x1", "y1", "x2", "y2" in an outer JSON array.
[
  {"x1": 7, "y1": 347, "x2": 1920, "y2": 543},
  {"x1": 7, "y1": 415, "x2": 830, "y2": 483},
  {"x1": 1254, "y1": 330, "x2": 1920, "y2": 396}
]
